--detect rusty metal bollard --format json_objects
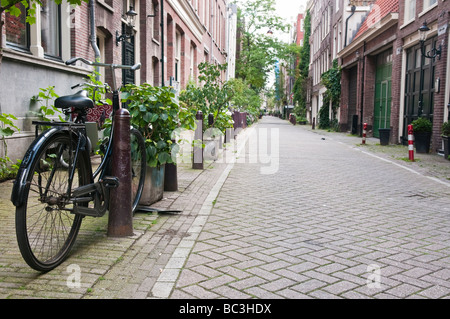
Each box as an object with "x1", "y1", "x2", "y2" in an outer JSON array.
[
  {"x1": 107, "y1": 108, "x2": 133, "y2": 237},
  {"x1": 193, "y1": 111, "x2": 203, "y2": 169}
]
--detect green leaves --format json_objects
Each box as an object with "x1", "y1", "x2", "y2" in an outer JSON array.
[
  {"x1": 321, "y1": 59, "x2": 341, "y2": 110},
  {"x1": 236, "y1": 0, "x2": 298, "y2": 93},
  {"x1": 29, "y1": 86, "x2": 65, "y2": 124},
  {"x1": 179, "y1": 62, "x2": 233, "y2": 132},
  {"x1": 0, "y1": 113, "x2": 19, "y2": 138},
  {"x1": 123, "y1": 84, "x2": 195, "y2": 167}
]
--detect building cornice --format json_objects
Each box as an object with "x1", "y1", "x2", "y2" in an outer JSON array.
[
  {"x1": 338, "y1": 12, "x2": 398, "y2": 58},
  {"x1": 167, "y1": 0, "x2": 205, "y2": 42}
]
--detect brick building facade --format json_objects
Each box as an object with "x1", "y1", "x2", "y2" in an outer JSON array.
[
  {"x1": 338, "y1": 0, "x2": 399, "y2": 141},
  {"x1": 334, "y1": 0, "x2": 450, "y2": 153},
  {"x1": 0, "y1": 0, "x2": 236, "y2": 162},
  {"x1": 308, "y1": 0, "x2": 374, "y2": 127}
]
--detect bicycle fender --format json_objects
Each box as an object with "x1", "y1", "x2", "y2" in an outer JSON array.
[{"x1": 10, "y1": 128, "x2": 89, "y2": 207}]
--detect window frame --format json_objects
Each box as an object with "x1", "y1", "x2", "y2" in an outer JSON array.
[
  {"x1": 5, "y1": 2, "x2": 31, "y2": 52},
  {"x1": 40, "y1": 0, "x2": 63, "y2": 61}
]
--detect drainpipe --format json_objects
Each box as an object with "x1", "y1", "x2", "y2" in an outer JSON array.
[
  {"x1": 89, "y1": 0, "x2": 101, "y2": 77},
  {"x1": 211, "y1": 0, "x2": 214, "y2": 63},
  {"x1": 161, "y1": 0, "x2": 164, "y2": 87},
  {"x1": 360, "y1": 41, "x2": 366, "y2": 137},
  {"x1": 344, "y1": 5, "x2": 356, "y2": 47}
]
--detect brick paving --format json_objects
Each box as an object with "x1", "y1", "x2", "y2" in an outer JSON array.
[
  {"x1": 170, "y1": 116, "x2": 450, "y2": 299},
  {"x1": 0, "y1": 116, "x2": 449, "y2": 299}
]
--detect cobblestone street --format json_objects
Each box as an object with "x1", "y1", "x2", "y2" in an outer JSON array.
[
  {"x1": 1, "y1": 116, "x2": 449, "y2": 300},
  {"x1": 170, "y1": 116, "x2": 450, "y2": 299}
]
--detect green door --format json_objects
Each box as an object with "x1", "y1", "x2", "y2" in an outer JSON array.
[{"x1": 373, "y1": 50, "x2": 392, "y2": 138}]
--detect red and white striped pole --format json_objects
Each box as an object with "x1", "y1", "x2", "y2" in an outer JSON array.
[
  {"x1": 408, "y1": 124, "x2": 414, "y2": 162},
  {"x1": 362, "y1": 123, "x2": 367, "y2": 144}
]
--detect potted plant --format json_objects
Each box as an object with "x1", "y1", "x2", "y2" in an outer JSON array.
[
  {"x1": 442, "y1": 121, "x2": 450, "y2": 160},
  {"x1": 123, "y1": 84, "x2": 195, "y2": 204},
  {"x1": 411, "y1": 117, "x2": 432, "y2": 153}
]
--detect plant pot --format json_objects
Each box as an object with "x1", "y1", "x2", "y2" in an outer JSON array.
[
  {"x1": 443, "y1": 136, "x2": 450, "y2": 160},
  {"x1": 164, "y1": 162, "x2": 178, "y2": 191},
  {"x1": 378, "y1": 128, "x2": 390, "y2": 146},
  {"x1": 414, "y1": 132, "x2": 431, "y2": 153},
  {"x1": 140, "y1": 164, "x2": 165, "y2": 206}
]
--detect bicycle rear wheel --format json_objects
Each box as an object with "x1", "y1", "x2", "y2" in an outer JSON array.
[
  {"x1": 130, "y1": 127, "x2": 146, "y2": 213},
  {"x1": 15, "y1": 132, "x2": 90, "y2": 271}
]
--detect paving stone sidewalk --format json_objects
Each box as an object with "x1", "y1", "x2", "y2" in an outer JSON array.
[{"x1": 0, "y1": 130, "x2": 246, "y2": 299}]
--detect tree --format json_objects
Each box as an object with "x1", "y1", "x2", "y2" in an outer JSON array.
[
  {"x1": 236, "y1": 0, "x2": 299, "y2": 94},
  {"x1": 179, "y1": 62, "x2": 233, "y2": 133},
  {"x1": 293, "y1": 10, "x2": 311, "y2": 119},
  {"x1": 228, "y1": 77, "x2": 262, "y2": 123},
  {"x1": 0, "y1": 0, "x2": 87, "y2": 67}
]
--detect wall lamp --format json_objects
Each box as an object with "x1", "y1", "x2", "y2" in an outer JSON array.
[
  {"x1": 116, "y1": 6, "x2": 138, "y2": 46},
  {"x1": 418, "y1": 21, "x2": 441, "y2": 60}
]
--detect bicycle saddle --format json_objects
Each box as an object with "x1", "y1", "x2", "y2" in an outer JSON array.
[{"x1": 55, "y1": 90, "x2": 94, "y2": 110}]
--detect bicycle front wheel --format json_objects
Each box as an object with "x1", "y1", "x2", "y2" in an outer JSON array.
[
  {"x1": 15, "y1": 131, "x2": 90, "y2": 271},
  {"x1": 130, "y1": 128, "x2": 146, "y2": 213}
]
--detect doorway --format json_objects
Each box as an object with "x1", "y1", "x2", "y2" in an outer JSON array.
[
  {"x1": 403, "y1": 39, "x2": 436, "y2": 143},
  {"x1": 373, "y1": 49, "x2": 392, "y2": 138}
]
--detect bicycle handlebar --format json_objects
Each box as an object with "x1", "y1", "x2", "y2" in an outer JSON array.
[
  {"x1": 65, "y1": 57, "x2": 141, "y2": 71},
  {"x1": 71, "y1": 82, "x2": 110, "y2": 90},
  {"x1": 66, "y1": 57, "x2": 141, "y2": 92}
]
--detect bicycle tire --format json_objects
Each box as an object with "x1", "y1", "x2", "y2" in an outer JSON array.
[
  {"x1": 130, "y1": 127, "x2": 146, "y2": 213},
  {"x1": 15, "y1": 131, "x2": 90, "y2": 272}
]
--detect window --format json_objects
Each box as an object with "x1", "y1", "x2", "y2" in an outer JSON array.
[
  {"x1": 404, "y1": 0, "x2": 416, "y2": 22},
  {"x1": 423, "y1": 0, "x2": 437, "y2": 13},
  {"x1": 96, "y1": 30, "x2": 107, "y2": 84},
  {"x1": 175, "y1": 31, "x2": 181, "y2": 82},
  {"x1": 190, "y1": 43, "x2": 196, "y2": 80},
  {"x1": 152, "y1": 56, "x2": 160, "y2": 86},
  {"x1": 5, "y1": 1, "x2": 70, "y2": 60},
  {"x1": 425, "y1": 0, "x2": 437, "y2": 9},
  {"x1": 41, "y1": 0, "x2": 61, "y2": 58},
  {"x1": 152, "y1": 1, "x2": 160, "y2": 41},
  {"x1": 5, "y1": 2, "x2": 29, "y2": 51}
]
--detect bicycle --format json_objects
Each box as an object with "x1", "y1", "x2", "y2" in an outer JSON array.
[{"x1": 10, "y1": 57, "x2": 146, "y2": 272}]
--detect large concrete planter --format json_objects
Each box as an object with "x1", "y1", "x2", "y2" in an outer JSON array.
[{"x1": 139, "y1": 164, "x2": 165, "y2": 206}]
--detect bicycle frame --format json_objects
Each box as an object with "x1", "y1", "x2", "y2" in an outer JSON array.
[
  {"x1": 12, "y1": 58, "x2": 141, "y2": 217},
  {"x1": 68, "y1": 57, "x2": 141, "y2": 180}
]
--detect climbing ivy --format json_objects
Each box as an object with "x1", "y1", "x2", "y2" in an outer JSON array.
[
  {"x1": 293, "y1": 10, "x2": 311, "y2": 119},
  {"x1": 319, "y1": 59, "x2": 341, "y2": 129}
]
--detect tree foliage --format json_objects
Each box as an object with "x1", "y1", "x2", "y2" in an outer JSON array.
[
  {"x1": 179, "y1": 62, "x2": 233, "y2": 132},
  {"x1": 236, "y1": 0, "x2": 299, "y2": 93},
  {"x1": 293, "y1": 10, "x2": 311, "y2": 118},
  {"x1": 228, "y1": 77, "x2": 262, "y2": 122}
]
